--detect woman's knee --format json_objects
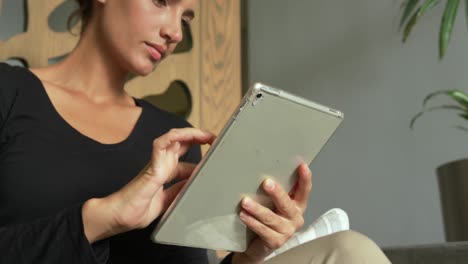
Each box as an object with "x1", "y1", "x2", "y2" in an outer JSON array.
[
  {"x1": 325, "y1": 230, "x2": 390, "y2": 263},
  {"x1": 264, "y1": 230, "x2": 390, "y2": 264},
  {"x1": 329, "y1": 230, "x2": 377, "y2": 250}
]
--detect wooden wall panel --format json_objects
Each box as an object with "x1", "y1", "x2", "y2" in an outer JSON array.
[
  {"x1": 200, "y1": 0, "x2": 242, "y2": 135},
  {"x1": 0, "y1": 0, "x2": 79, "y2": 67}
]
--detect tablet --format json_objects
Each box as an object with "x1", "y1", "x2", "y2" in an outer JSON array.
[{"x1": 151, "y1": 83, "x2": 344, "y2": 252}]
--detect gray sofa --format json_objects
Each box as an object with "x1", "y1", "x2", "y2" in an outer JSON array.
[{"x1": 383, "y1": 241, "x2": 468, "y2": 264}]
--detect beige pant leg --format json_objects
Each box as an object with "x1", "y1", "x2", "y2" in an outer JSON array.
[{"x1": 264, "y1": 231, "x2": 391, "y2": 264}]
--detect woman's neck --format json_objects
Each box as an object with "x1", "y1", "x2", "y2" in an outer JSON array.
[{"x1": 39, "y1": 25, "x2": 131, "y2": 104}]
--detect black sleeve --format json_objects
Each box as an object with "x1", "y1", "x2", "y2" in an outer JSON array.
[
  {"x1": 1, "y1": 203, "x2": 109, "y2": 264},
  {"x1": 0, "y1": 63, "x2": 19, "y2": 133},
  {"x1": 0, "y1": 63, "x2": 109, "y2": 262},
  {"x1": 220, "y1": 253, "x2": 234, "y2": 264},
  {"x1": 158, "y1": 244, "x2": 210, "y2": 263}
]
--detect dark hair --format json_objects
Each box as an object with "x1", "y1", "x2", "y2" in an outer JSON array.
[{"x1": 68, "y1": 0, "x2": 93, "y2": 34}]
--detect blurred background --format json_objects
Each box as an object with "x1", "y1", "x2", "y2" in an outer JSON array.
[{"x1": 3, "y1": 0, "x2": 468, "y2": 249}]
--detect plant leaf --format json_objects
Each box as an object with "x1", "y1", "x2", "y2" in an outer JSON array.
[
  {"x1": 455, "y1": 125, "x2": 468, "y2": 132},
  {"x1": 459, "y1": 113, "x2": 468, "y2": 120},
  {"x1": 400, "y1": 0, "x2": 422, "y2": 29},
  {"x1": 422, "y1": 90, "x2": 468, "y2": 109},
  {"x1": 465, "y1": 0, "x2": 468, "y2": 29},
  {"x1": 410, "y1": 104, "x2": 465, "y2": 129},
  {"x1": 403, "y1": 0, "x2": 441, "y2": 42},
  {"x1": 440, "y1": 0, "x2": 460, "y2": 59},
  {"x1": 450, "y1": 90, "x2": 468, "y2": 108}
]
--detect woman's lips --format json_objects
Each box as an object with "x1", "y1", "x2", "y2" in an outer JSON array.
[{"x1": 144, "y1": 42, "x2": 164, "y2": 61}]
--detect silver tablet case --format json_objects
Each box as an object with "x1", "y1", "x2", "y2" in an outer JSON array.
[{"x1": 151, "y1": 83, "x2": 343, "y2": 252}]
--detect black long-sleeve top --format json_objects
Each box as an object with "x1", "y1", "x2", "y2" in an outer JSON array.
[{"x1": 0, "y1": 63, "x2": 233, "y2": 264}]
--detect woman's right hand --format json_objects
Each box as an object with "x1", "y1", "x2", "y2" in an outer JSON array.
[{"x1": 82, "y1": 128, "x2": 216, "y2": 243}]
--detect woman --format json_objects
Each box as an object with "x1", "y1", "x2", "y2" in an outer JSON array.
[{"x1": 0, "y1": 0, "x2": 390, "y2": 263}]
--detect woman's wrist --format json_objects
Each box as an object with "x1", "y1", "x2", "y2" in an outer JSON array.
[{"x1": 82, "y1": 197, "x2": 121, "y2": 244}]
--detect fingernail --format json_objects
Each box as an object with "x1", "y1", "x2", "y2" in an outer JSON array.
[
  {"x1": 265, "y1": 179, "x2": 275, "y2": 190},
  {"x1": 243, "y1": 197, "x2": 253, "y2": 208},
  {"x1": 239, "y1": 211, "x2": 248, "y2": 220}
]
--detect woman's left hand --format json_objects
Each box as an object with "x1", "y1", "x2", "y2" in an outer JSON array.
[{"x1": 232, "y1": 163, "x2": 313, "y2": 264}]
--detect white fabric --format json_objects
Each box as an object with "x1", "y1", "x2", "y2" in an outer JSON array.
[{"x1": 265, "y1": 208, "x2": 350, "y2": 260}]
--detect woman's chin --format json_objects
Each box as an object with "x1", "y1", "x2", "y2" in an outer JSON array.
[{"x1": 131, "y1": 60, "x2": 157, "y2": 77}]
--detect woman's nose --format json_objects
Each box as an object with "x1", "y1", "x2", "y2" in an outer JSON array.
[{"x1": 160, "y1": 19, "x2": 184, "y2": 44}]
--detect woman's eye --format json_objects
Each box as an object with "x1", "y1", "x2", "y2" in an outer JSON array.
[{"x1": 154, "y1": 0, "x2": 168, "y2": 7}]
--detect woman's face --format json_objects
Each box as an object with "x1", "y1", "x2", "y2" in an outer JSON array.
[{"x1": 95, "y1": 0, "x2": 197, "y2": 75}]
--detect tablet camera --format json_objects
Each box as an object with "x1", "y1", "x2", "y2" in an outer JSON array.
[{"x1": 253, "y1": 93, "x2": 264, "y2": 106}]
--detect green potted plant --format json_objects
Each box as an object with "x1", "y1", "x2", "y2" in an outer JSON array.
[{"x1": 401, "y1": 0, "x2": 468, "y2": 241}]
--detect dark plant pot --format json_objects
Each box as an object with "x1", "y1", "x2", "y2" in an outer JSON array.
[{"x1": 437, "y1": 158, "x2": 468, "y2": 241}]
